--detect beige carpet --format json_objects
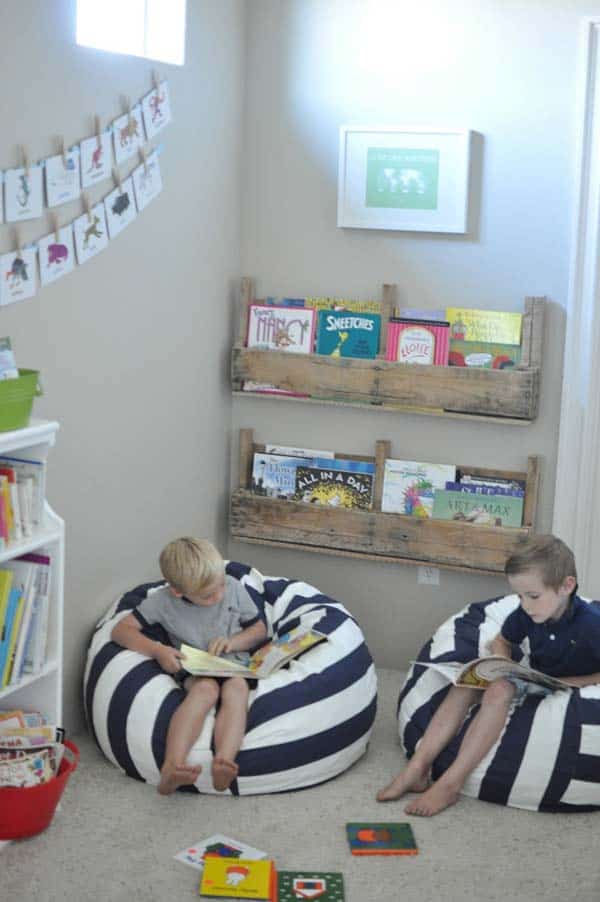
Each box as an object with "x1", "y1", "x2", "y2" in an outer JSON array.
[{"x1": 3, "y1": 668, "x2": 599, "y2": 902}]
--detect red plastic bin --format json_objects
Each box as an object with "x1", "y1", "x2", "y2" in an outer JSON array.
[{"x1": 0, "y1": 739, "x2": 79, "y2": 840}]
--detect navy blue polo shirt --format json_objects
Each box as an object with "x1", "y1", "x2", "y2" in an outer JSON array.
[{"x1": 501, "y1": 594, "x2": 600, "y2": 677}]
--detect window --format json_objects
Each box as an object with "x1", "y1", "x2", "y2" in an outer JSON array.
[{"x1": 76, "y1": 0, "x2": 186, "y2": 66}]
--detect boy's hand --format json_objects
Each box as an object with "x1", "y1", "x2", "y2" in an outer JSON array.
[
  {"x1": 154, "y1": 643, "x2": 184, "y2": 674},
  {"x1": 208, "y1": 636, "x2": 233, "y2": 657}
]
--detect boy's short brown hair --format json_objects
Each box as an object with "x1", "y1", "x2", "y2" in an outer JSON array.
[
  {"x1": 159, "y1": 537, "x2": 224, "y2": 596},
  {"x1": 504, "y1": 533, "x2": 577, "y2": 590}
]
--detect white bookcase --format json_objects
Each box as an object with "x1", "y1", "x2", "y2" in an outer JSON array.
[{"x1": 0, "y1": 419, "x2": 63, "y2": 725}]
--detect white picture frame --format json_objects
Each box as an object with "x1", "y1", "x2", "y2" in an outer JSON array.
[{"x1": 337, "y1": 126, "x2": 472, "y2": 234}]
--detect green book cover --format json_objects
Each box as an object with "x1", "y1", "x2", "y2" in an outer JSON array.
[
  {"x1": 346, "y1": 822, "x2": 418, "y2": 856},
  {"x1": 448, "y1": 339, "x2": 521, "y2": 369},
  {"x1": 432, "y1": 490, "x2": 524, "y2": 527},
  {"x1": 277, "y1": 871, "x2": 344, "y2": 901}
]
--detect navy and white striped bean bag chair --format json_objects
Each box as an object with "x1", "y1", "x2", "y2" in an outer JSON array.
[
  {"x1": 84, "y1": 561, "x2": 377, "y2": 794},
  {"x1": 398, "y1": 595, "x2": 600, "y2": 812}
]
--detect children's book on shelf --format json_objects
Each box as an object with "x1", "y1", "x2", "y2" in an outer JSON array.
[
  {"x1": 277, "y1": 871, "x2": 345, "y2": 901},
  {"x1": 448, "y1": 339, "x2": 521, "y2": 369},
  {"x1": 0, "y1": 337, "x2": 18, "y2": 380},
  {"x1": 432, "y1": 489, "x2": 524, "y2": 527},
  {"x1": 174, "y1": 835, "x2": 268, "y2": 872},
  {"x1": 397, "y1": 307, "x2": 446, "y2": 321},
  {"x1": 0, "y1": 586, "x2": 25, "y2": 686},
  {"x1": 246, "y1": 304, "x2": 316, "y2": 354},
  {"x1": 198, "y1": 856, "x2": 277, "y2": 900},
  {"x1": 444, "y1": 481, "x2": 524, "y2": 497},
  {"x1": 315, "y1": 310, "x2": 380, "y2": 359},
  {"x1": 382, "y1": 459, "x2": 456, "y2": 517},
  {"x1": 251, "y1": 453, "x2": 313, "y2": 499},
  {"x1": 305, "y1": 296, "x2": 381, "y2": 314},
  {"x1": 265, "y1": 444, "x2": 334, "y2": 459},
  {"x1": 346, "y1": 822, "x2": 418, "y2": 856},
  {"x1": 293, "y1": 458, "x2": 375, "y2": 510},
  {"x1": 414, "y1": 656, "x2": 571, "y2": 691},
  {"x1": 385, "y1": 319, "x2": 449, "y2": 366},
  {"x1": 459, "y1": 473, "x2": 526, "y2": 493},
  {"x1": 181, "y1": 624, "x2": 327, "y2": 679},
  {"x1": 241, "y1": 380, "x2": 309, "y2": 398},
  {"x1": 446, "y1": 307, "x2": 522, "y2": 345},
  {"x1": 0, "y1": 454, "x2": 46, "y2": 534}
]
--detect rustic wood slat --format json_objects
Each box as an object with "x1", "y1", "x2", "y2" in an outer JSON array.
[
  {"x1": 238, "y1": 428, "x2": 254, "y2": 490},
  {"x1": 379, "y1": 283, "x2": 395, "y2": 358},
  {"x1": 374, "y1": 440, "x2": 391, "y2": 512}
]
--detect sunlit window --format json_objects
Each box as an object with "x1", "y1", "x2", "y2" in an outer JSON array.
[{"x1": 76, "y1": 0, "x2": 186, "y2": 66}]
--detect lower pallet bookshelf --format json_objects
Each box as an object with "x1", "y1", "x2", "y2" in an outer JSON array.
[{"x1": 229, "y1": 429, "x2": 541, "y2": 575}]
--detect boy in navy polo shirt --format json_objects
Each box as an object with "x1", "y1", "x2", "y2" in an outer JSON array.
[{"x1": 377, "y1": 534, "x2": 600, "y2": 816}]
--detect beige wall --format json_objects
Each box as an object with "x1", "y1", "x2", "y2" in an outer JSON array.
[
  {"x1": 230, "y1": 0, "x2": 589, "y2": 670},
  {"x1": 1, "y1": 1, "x2": 246, "y2": 731}
]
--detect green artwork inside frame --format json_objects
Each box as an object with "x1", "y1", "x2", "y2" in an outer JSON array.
[{"x1": 365, "y1": 147, "x2": 440, "y2": 210}]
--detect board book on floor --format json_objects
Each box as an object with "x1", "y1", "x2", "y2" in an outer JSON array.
[
  {"x1": 198, "y1": 856, "x2": 277, "y2": 900},
  {"x1": 174, "y1": 834, "x2": 268, "y2": 872},
  {"x1": 277, "y1": 871, "x2": 345, "y2": 901},
  {"x1": 346, "y1": 822, "x2": 418, "y2": 856}
]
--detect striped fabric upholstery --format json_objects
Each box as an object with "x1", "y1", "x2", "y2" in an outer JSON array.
[
  {"x1": 84, "y1": 561, "x2": 377, "y2": 795},
  {"x1": 398, "y1": 595, "x2": 600, "y2": 812}
]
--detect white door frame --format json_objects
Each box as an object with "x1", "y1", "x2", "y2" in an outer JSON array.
[{"x1": 553, "y1": 18, "x2": 600, "y2": 589}]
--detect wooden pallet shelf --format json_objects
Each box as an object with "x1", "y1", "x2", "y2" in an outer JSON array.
[
  {"x1": 230, "y1": 429, "x2": 541, "y2": 575},
  {"x1": 231, "y1": 279, "x2": 545, "y2": 422}
]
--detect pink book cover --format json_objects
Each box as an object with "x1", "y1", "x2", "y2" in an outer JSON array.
[{"x1": 386, "y1": 320, "x2": 449, "y2": 366}]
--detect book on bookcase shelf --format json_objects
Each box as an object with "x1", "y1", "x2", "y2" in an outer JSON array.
[
  {"x1": 198, "y1": 856, "x2": 277, "y2": 900},
  {"x1": 385, "y1": 318, "x2": 449, "y2": 365},
  {"x1": 381, "y1": 459, "x2": 456, "y2": 517},
  {"x1": 0, "y1": 553, "x2": 51, "y2": 687},
  {"x1": 293, "y1": 458, "x2": 375, "y2": 510},
  {"x1": 305, "y1": 296, "x2": 381, "y2": 314},
  {"x1": 431, "y1": 489, "x2": 524, "y2": 527},
  {"x1": 446, "y1": 306, "x2": 522, "y2": 369},
  {"x1": 251, "y1": 453, "x2": 313, "y2": 499},
  {"x1": 315, "y1": 310, "x2": 380, "y2": 359},
  {"x1": 0, "y1": 454, "x2": 46, "y2": 538},
  {"x1": 246, "y1": 304, "x2": 316, "y2": 354}
]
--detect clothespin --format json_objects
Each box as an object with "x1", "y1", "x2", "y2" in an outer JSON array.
[
  {"x1": 20, "y1": 145, "x2": 30, "y2": 178},
  {"x1": 59, "y1": 137, "x2": 68, "y2": 168},
  {"x1": 139, "y1": 146, "x2": 149, "y2": 176},
  {"x1": 82, "y1": 192, "x2": 92, "y2": 223},
  {"x1": 152, "y1": 69, "x2": 161, "y2": 91},
  {"x1": 122, "y1": 95, "x2": 133, "y2": 129},
  {"x1": 112, "y1": 167, "x2": 124, "y2": 193},
  {"x1": 94, "y1": 115, "x2": 102, "y2": 150},
  {"x1": 50, "y1": 213, "x2": 60, "y2": 243}
]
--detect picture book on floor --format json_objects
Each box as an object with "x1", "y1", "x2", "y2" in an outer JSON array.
[
  {"x1": 198, "y1": 856, "x2": 277, "y2": 900},
  {"x1": 180, "y1": 624, "x2": 327, "y2": 679},
  {"x1": 381, "y1": 459, "x2": 456, "y2": 517},
  {"x1": 277, "y1": 871, "x2": 345, "y2": 901},
  {"x1": 414, "y1": 656, "x2": 570, "y2": 691},
  {"x1": 174, "y1": 834, "x2": 268, "y2": 872},
  {"x1": 345, "y1": 822, "x2": 418, "y2": 856}
]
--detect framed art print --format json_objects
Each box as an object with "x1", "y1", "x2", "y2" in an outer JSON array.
[{"x1": 337, "y1": 126, "x2": 472, "y2": 233}]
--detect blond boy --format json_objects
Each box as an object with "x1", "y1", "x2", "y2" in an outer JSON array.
[
  {"x1": 111, "y1": 538, "x2": 267, "y2": 795},
  {"x1": 377, "y1": 535, "x2": 600, "y2": 816}
]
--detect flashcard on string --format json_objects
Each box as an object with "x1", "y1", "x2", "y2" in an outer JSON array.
[
  {"x1": 38, "y1": 225, "x2": 75, "y2": 286},
  {"x1": 104, "y1": 176, "x2": 137, "y2": 239},
  {"x1": 80, "y1": 132, "x2": 113, "y2": 188},
  {"x1": 73, "y1": 203, "x2": 109, "y2": 264},
  {"x1": 142, "y1": 81, "x2": 172, "y2": 139},
  {"x1": 45, "y1": 149, "x2": 81, "y2": 208},
  {"x1": 4, "y1": 166, "x2": 43, "y2": 222},
  {"x1": 132, "y1": 150, "x2": 162, "y2": 211},
  {"x1": 0, "y1": 247, "x2": 37, "y2": 306},
  {"x1": 112, "y1": 105, "x2": 145, "y2": 165}
]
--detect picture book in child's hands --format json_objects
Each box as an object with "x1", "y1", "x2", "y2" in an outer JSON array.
[
  {"x1": 346, "y1": 822, "x2": 418, "y2": 856},
  {"x1": 277, "y1": 871, "x2": 345, "y2": 901},
  {"x1": 181, "y1": 625, "x2": 327, "y2": 679},
  {"x1": 413, "y1": 656, "x2": 571, "y2": 691},
  {"x1": 199, "y1": 856, "x2": 277, "y2": 899},
  {"x1": 174, "y1": 834, "x2": 268, "y2": 871}
]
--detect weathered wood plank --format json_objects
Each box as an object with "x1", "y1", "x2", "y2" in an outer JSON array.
[
  {"x1": 230, "y1": 491, "x2": 530, "y2": 573},
  {"x1": 231, "y1": 347, "x2": 540, "y2": 419}
]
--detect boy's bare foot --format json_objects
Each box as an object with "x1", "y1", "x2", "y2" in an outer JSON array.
[
  {"x1": 211, "y1": 757, "x2": 238, "y2": 792},
  {"x1": 404, "y1": 780, "x2": 460, "y2": 817},
  {"x1": 158, "y1": 763, "x2": 202, "y2": 795},
  {"x1": 376, "y1": 764, "x2": 430, "y2": 802}
]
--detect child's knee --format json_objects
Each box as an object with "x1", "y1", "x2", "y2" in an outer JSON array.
[
  {"x1": 223, "y1": 676, "x2": 249, "y2": 699},
  {"x1": 483, "y1": 678, "x2": 516, "y2": 706},
  {"x1": 189, "y1": 677, "x2": 220, "y2": 704}
]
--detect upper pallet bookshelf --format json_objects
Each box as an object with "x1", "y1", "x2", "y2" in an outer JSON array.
[{"x1": 231, "y1": 278, "x2": 545, "y2": 423}]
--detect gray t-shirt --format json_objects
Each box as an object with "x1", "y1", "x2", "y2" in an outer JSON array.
[{"x1": 135, "y1": 575, "x2": 261, "y2": 664}]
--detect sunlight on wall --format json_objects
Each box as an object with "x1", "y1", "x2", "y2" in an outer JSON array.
[{"x1": 76, "y1": 0, "x2": 186, "y2": 65}]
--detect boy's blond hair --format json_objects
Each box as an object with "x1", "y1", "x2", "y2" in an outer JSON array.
[
  {"x1": 159, "y1": 537, "x2": 224, "y2": 596},
  {"x1": 504, "y1": 534, "x2": 577, "y2": 590}
]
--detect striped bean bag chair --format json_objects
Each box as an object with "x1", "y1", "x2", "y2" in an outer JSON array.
[
  {"x1": 398, "y1": 595, "x2": 600, "y2": 812},
  {"x1": 84, "y1": 561, "x2": 377, "y2": 794}
]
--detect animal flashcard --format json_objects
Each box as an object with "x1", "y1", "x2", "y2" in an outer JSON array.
[
  {"x1": 0, "y1": 247, "x2": 37, "y2": 306},
  {"x1": 80, "y1": 132, "x2": 113, "y2": 188},
  {"x1": 112, "y1": 106, "x2": 145, "y2": 165},
  {"x1": 38, "y1": 225, "x2": 75, "y2": 286},
  {"x1": 132, "y1": 151, "x2": 163, "y2": 212},
  {"x1": 73, "y1": 203, "x2": 109, "y2": 264},
  {"x1": 4, "y1": 166, "x2": 43, "y2": 222},
  {"x1": 142, "y1": 81, "x2": 172, "y2": 140},
  {"x1": 104, "y1": 177, "x2": 137, "y2": 239},
  {"x1": 45, "y1": 150, "x2": 81, "y2": 207}
]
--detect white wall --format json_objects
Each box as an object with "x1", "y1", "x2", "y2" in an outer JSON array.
[
  {"x1": 0, "y1": 0, "x2": 246, "y2": 731},
  {"x1": 231, "y1": 0, "x2": 591, "y2": 669}
]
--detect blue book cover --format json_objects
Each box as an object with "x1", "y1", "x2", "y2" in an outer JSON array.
[
  {"x1": 0, "y1": 587, "x2": 22, "y2": 684},
  {"x1": 445, "y1": 481, "x2": 524, "y2": 497},
  {"x1": 316, "y1": 310, "x2": 380, "y2": 358}
]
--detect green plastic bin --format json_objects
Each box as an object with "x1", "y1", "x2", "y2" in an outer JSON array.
[{"x1": 0, "y1": 369, "x2": 42, "y2": 432}]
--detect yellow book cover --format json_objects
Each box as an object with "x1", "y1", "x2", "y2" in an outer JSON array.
[
  {"x1": 2, "y1": 591, "x2": 24, "y2": 686},
  {"x1": 0, "y1": 569, "x2": 13, "y2": 629},
  {"x1": 199, "y1": 856, "x2": 276, "y2": 899},
  {"x1": 0, "y1": 475, "x2": 13, "y2": 540},
  {"x1": 446, "y1": 307, "x2": 522, "y2": 345},
  {"x1": 305, "y1": 296, "x2": 381, "y2": 314}
]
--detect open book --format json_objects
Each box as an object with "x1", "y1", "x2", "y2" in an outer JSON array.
[
  {"x1": 413, "y1": 656, "x2": 571, "y2": 691},
  {"x1": 180, "y1": 625, "x2": 327, "y2": 679}
]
